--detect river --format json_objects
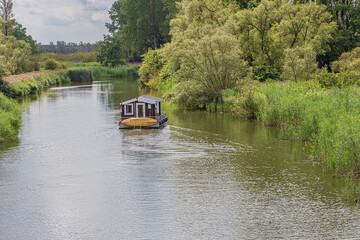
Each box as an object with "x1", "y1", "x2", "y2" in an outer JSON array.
[{"x1": 0, "y1": 78, "x2": 359, "y2": 239}]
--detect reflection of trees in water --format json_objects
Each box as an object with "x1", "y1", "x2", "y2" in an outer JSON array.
[{"x1": 96, "y1": 78, "x2": 141, "y2": 111}]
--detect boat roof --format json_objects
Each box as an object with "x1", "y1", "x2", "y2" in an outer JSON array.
[{"x1": 122, "y1": 95, "x2": 163, "y2": 105}]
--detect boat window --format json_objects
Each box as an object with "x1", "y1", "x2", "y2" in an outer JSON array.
[{"x1": 125, "y1": 104, "x2": 133, "y2": 115}]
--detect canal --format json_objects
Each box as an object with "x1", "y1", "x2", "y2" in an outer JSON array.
[{"x1": 0, "y1": 78, "x2": 360, "y2": 239}]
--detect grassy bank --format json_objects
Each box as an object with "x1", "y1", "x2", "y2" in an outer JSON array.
[
  {"x1": 224, "y1": 81, "x2": 360, "y2": 176},
  {"x1": 92, "y1": 65, "x2": 139, "y2": 78},
  {"x1": 0, "y1": 71, "x2": 71, "y2": 99},
  {"x1": 0, "y1": 93, "x2": 22, "y2": 143}
]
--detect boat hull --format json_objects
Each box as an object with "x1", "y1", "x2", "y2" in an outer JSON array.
[
  {"x1": 119, "y1": 117, "x2": 167, "y2": 129},
  {"x1": 121, "y1": 117, "x2": 158, "y2": 127}
]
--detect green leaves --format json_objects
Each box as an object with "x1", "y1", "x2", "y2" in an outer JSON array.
[
  {"x1": 282, "y1": 45, "x2": 317, "y2": 82},
  {"x1": 0, "y1": 34, "x2": 31, "y2": 76},
  {"x1": 105, "y1": 0, "x2": 178, "y2": 60},
  {"x1": 236, "y1": 0, "x2": 335, "y2": 71},
  {"x1": 96, "y1": 34, "x2": 124, "y2": 67}
]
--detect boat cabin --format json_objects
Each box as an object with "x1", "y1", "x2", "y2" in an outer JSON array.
[
  {"x1": 121, "y1": 95, "x2": 162, "y2": 118},
  {"x1": 119, "y1": 95, "x2": 167, "y2": 128}
]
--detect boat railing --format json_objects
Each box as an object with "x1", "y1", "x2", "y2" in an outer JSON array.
[{"x1": 120, "y1": 112, "x2": 167, "y2": 122}]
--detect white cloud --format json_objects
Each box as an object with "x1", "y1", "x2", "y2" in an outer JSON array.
[
  {"x1": 91, "y1": 12, "x2": 109, "y2": 23},
  {"x1": 13, "y1": 0, "x2": 114, "y2": 44}
]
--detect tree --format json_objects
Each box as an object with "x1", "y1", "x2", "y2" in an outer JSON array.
[
  {"x1": 331, "y1": 47, "x2": 360, "y2": 73},
  {"x1": 0, "y1": 34, "x2": 31, "y2": 75},
  {"x1": 236, "y1": 0, "x2": 336, "y2": 71},
  {"x1": 96, "y1": 34, "x2": 124, "y2": 67},
  {"x1": 176, "y1": 26, "x2": 249, "y2": 109},
  {"x1": 13, "y1": 23, "x2": 40, "y2": 54},
  {"x1": 315, "y1": 0, "x2": 360, "y2": 70},
  {"x1": 0, "y1": 0, "x2": 15, "y2": 36},
  {"x1": 105, "y1": 0, "x2": 179, "y2": 60},
  {"x1": 282, "y1": 45, "x2": 317, "y2": 82},
  {"x1": 158, "y1": 0, "x2": 247, "y2": 109}
]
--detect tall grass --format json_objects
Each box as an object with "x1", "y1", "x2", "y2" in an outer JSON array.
[
  {"x1": 225, "y1": 81, "x2": 360, "y2": 175},
  {"x1": 0, "y1": 93, "x2": 21, "y2": 142},
  {"x1": 92, "y1": 65, "x2": 139, "y2": 78}
]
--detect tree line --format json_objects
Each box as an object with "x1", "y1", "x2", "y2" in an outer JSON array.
[
  {"x1": 99, "y1": 0, "x2": 360, "y2": 70},
  {"x1": 39, "y1": 41, "x2": 99, "y2": 54}
]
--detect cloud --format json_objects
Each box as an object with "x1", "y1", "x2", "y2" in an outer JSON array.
[
  {"x1": 80, "y1": 0, "x2": 111, "y2": 10},
  {"x1": 13, "y1": 0, "x2": 114, "y2": 43},
  {"x1": 28, "y1": 8, "x2": 43, "y2": 15},
  {"x1": 91, "y1": 12, "x2": 109, "y2": 23},
  {"x1": 44, "y1": 15, "x2": 74, "y2": 26}
]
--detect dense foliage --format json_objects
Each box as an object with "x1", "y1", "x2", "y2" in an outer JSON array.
[
  {"x1": 98, "y1": 0, "x2": 179, "y2": 63},
  {"x1": 139, "y1": 0, "x2": 336, "y2": 109}
]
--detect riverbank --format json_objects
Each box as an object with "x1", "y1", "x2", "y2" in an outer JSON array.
[{"x1": 0, "y1": 65, "x2": 139, "y2": 143}]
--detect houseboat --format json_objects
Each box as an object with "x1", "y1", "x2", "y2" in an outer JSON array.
[{"x1": 119, "y1": 95, "x2": 168, "y2": 129}]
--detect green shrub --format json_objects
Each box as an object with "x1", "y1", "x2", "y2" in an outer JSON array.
[
  {"x1": 139, "y1": 49, "x2": 163, "y2": 86},
  {"x1": 58, "y1": 62, "x2": 68, "y2": 69},
  {"x1": 82, "y1": 55, "x2": 96, "y2": 63},
  {"x1": 25, "y1": 61, "x2": 40, "y2": 72},
  {"x1": 164, "y1": 81, "x2": 210, "y2": 110},
  {"x1": 314, "y1": 71, "x2": 360, "y2": 88},
  {"x1": 241, "y1": 90, "x2": 267, "y2": 119},
  {"x1": 253, "y1": 65, "x2": 280, "y2": 82},
  {"x1": 44, "y1": 58, "x2": 59, "y2": 70}
]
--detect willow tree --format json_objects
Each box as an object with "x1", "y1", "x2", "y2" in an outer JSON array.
[
  {"x1": 175, "y1": 27, "x2": 248, "y2": 110},
  {"x1": 0, "y1": 34, "x2": 31, "y2": 76},
  {"x1": 236, "y1": 0, "x2": 336, "y2": 73},
  {"x1": 160, "y1": 0, "x2": 248, "y2": 109}
]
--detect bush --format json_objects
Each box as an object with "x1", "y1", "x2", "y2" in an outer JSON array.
[
  {"x1": 252, "y1": 65, "x2": 280, "y2": 82},
  {"x1": 241, "y1": 90, "x2": 267, "y2": 119},
  {"x1": 45, "y1": 58, "x2": 59, "y2": 70},
  {"x1": 58, "y1": 62, "x2": 68, "y2": 69},
  {"x1": 164, "y1": 81, "x2": 210, "y2": 110},
  {"x1": 82, "y1": 54, "x2": 97, "y2": 63},
  {"x1": 331, "y1": 47, "x2": 360, "y2": 73},
  {"x1": 314, "y1": 71, "x2": 360, "y2": 88},
  {"x1": 139, "y1": 49, "x2": 163, "y2": 86},
  {"x1": 25, "y1": 61, "x2": 40, "y2": 72}
]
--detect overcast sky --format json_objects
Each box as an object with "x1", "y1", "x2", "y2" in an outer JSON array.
[{"x1": 13, "y1": 0, "x2": 115, "y2": 44}]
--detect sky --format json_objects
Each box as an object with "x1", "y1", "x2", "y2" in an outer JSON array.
[{"x1": 13, "y1": 0, "x2": 115, "y2": 44}]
